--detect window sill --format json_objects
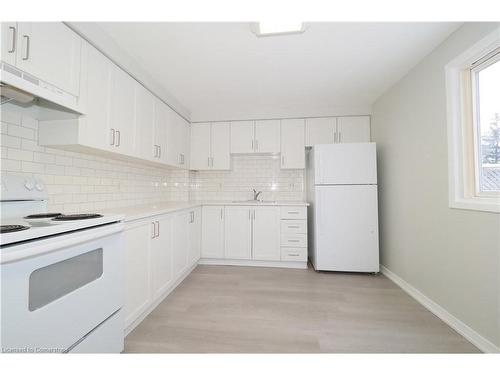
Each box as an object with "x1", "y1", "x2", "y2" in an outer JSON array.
[{"x1": 450, "y1": 196, "x2": 500, "y2": 213}]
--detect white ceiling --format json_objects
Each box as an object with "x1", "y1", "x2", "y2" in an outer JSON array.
[{"x1": 93, "y1": 22, "x2": 460, "y2": 122}]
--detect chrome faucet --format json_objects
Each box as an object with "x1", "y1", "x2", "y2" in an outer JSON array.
[{"x1": 253, "y1": 189, "x2": 262, "y2": 201}]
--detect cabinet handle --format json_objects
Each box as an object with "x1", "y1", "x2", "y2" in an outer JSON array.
[
  {"x1": 281, "y1": 156, "x2": 285, "y2": 166},
  {"x1": 115, "y1": 130, "x2": 121, "y2": 147},
  {"x1": 339, "y1": 132, "x2": 342, "y2": 143},
  {"x1": 220, "y1": 208, "x2": 223, "y2": 220},
  {"x1": 288, "y1": 211, "x2": 300, "y2": 214},
  {"x1": 8, "y1": 26, "x2": 16, "y2": 53},
  {"x1": 288, "y1": 253, "x2": 300, "y2": 257},
  {"x1": 110, "y1": 128, "x2": 115, "y2": 145},
  {"x1": 158, "y1": 145, "x2": 161, "y2": 158},
  {"x1": 288, "y1": 239, "x2": 300, "y2": 243},
  {"x1": 156, "y1": 221, "x2": 160, "y2": 237},
  {"x1": 22, "y1": 35, "x2": 30, "y2": 60},
  {"x1": 255, "y1": 139, "x2": 259, "y2": 151},
  {"x1": 211, "y1": 157, "x2": 214, "y2": 167},
  {"x1": 333, "y1": 130, "x2": 337, "y2": 143},
  {"x1": 288, "y1": 225, "x2": 300, "y2": 229},
  {"x1": 151, "y1": 222, "x2": 156, "y2": 239}
]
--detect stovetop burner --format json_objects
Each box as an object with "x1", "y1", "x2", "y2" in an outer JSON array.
[
  {"x1": 24, "y1": 213, "x2": 62, "y2": 219},
  {"x1": 52, "y1": 214, "x2": 103, "y2": 221},
  {"x1": 0, "y1": 225, "x2": 30, "y2": 234}
]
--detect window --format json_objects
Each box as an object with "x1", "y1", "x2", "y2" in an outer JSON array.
[
  {"x1": 471, "y1": 52, "x2": 500, "y2": 195},
  {"x1": 446, "y1": 28, "x2": 500, "y2": 213}
]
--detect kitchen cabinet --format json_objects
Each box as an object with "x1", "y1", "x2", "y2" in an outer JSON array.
[
  {"x1": 231, "y1": 120, "x2": 280, "y2": 154},
  {"x1": 201, "y1": 206, "x2": 225, "y2": 258},
  {"x1": 305, "y1": 117, "x2": 336, "y2": 146},
  {"x1": 153, "y1": 98, "x2": 170, "y2": 164},
  {"x1": 167, "y1": 109, "x2": 189, "y2": 168},
  {"x1": 173, "y1": 210, "x2": 190, "y2": 279},
  {"x1": 224, "y1": 206, "x2": 252, "y2": 259},
  {"x1": 336, "y1": 116, "x2": 370, "y2": 143},
  {"x1": 188, "y1": 207, "x2": 202, "y2": 266},
  {"x1": 2, "y1": 22, "x2": 82, "y2": 96},
  {"x1": 150, "y1": 216, "x2": 173, "y2": 300},
  {"x1": 134, "y1": 84, "x2": 156, "y2": 161},
  {"x1": 254, "y1": 120, "x2": 281, "y2": 153},
  {"x1": 230, "y1": 121, "x2": 255, "y2": 154},
  {"x1": 123, "y1": 222, "x2": 151, "y2": 329},
  {"x1": 280, "y1": 119, "x2": 305, "y2": 169},
  {"x1": 109, "y1": 66, "x2": 136, "y2": 156},
  {"x1": 190, "y1": 122, "x2": 230, "y2": 170},
  {"x1": 252, "y1": 206, "x2": 281, "y2": 261}
]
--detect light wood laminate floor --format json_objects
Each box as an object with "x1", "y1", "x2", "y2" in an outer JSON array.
[{"x1": 124, "y1": 265, "x2": 479, "y2": 353}]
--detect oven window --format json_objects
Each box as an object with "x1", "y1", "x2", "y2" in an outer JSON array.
[{"x1": 29, "y1": 249, "x2": 103, "y2": 311}]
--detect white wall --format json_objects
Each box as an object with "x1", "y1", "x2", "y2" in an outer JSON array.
[{"x1": 372, "y1": 22, "x2": 500, "y2": 350}]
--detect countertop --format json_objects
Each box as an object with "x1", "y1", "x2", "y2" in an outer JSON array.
[{"x1": 101, "y1": 200, "x2": 309, "y2": 222}]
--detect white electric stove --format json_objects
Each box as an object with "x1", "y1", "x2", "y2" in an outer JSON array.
[{"x1": 1, "y1": 174, "x2": 125, "y2": 353}]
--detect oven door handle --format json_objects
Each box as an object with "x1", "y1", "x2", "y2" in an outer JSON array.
[{"x1": 1, "y1": 223, "x2": 124, "y2": 264}]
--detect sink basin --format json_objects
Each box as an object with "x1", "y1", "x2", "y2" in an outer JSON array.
[{"x1": 232, "y1": 200, "x2": 277, "y2": 204}]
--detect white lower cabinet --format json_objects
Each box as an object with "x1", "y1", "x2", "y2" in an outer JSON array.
[
  {"x1": 201, "y1": 206, "x2": 225, "y2": 258},
  {"x1": 123, "y1": 222, "x2": 152, "y2": 330},
  {"x1": 252, "y1": 206, "x2": 280, "y2": 261},
  {"x1": 123, "y1": 208, "x2": 200, "y2": 332},
  {"x1": 224, "y1": 206, "x2": 252, "y2": 260}
]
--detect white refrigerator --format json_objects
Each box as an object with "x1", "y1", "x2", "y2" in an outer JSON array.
[{"x1": 307, "y1": 143, "x2": 379, "y2": 272}]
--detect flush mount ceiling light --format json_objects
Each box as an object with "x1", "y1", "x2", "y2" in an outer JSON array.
[{"x1": 251, "y1": 22, "x2": 306, "y2": 37}]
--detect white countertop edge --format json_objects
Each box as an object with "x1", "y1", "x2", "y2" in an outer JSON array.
[{"x1": 100, "y1": 200, "x2": 309, "y2": 223}]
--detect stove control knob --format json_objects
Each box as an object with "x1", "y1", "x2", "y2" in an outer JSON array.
[
  {"x1": 35, "y1": 181, "x2": 45, "y2": 191},
  {"x1": 24, "y1": 179, "x2": 35, "y2": 191}
]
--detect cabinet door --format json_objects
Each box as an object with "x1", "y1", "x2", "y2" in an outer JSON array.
[
  {"x1": 201, "y1": 206, "x2": 225, "y2": 258},
  {"x1": 305, "y1": 117, "x2": 336, "y2": 146},
  {"x1": 153, "y1": 98, "x2": 169, "y2": 164},
  {"x1": 211, "y1": 122, "x2": 231, "y2": 170},
  {"x1": 337, "y1": 116, "x2": 370, "y2": 143},
  {"x1": 230, "y1": 121, "x2": 254, "y2": 153},
  {"x1": 78, "y1": 44, "x2": 113, "y2": 151},
  {"x1": 255, "y1": 120, "x2": 280, "y2": 153},
  {"x1": 224, "y1": 206, "x2": 252, "y2": 260},
  {"x1": 110, "y1": 66, "x2": 136, "y2": 156},
  {"x1": 1, "y1": 22, "x2": 17, "y2": 66},
  {"x1": 188, "y1": 208, "x2": 202, "y2": 266},
  {"x1": 179, "y1": 116, "x2": 190, "y2": 169},
  {"x1": 16, "y1": 22, "x2": 81, "y2": 96},
  {"x1": 123, "y1": 222, "x2": 151, "y2": 329},
  {"x1": 190, "y1": 122, "x2": 211, "y2": 170},
  {"x1": 150, "y1": 216, "x2": 173, "y2": 300},
  {"x1": 135, "y1": 84, "x2": 155, "y2": 161},
  {"x1": 252, "y1": 207, "x2": 281, "y2": 260},
  {"x1": 173, "y1": 211, "x2": 189, "y2": 279},
  {"x1": 280, "y1": 119, "x2": 305, "y2": 169},
  {"x1": 166, "y1": 107, "x2": 180, "y2": 166}
]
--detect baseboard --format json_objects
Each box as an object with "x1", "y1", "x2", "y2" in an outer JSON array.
[
  {"x1": 124, "y1": 262, "x2": 198, "y2": 336},
  {"x1": 381, "y1": 265, "x2": 499, "y2": 353},
  {"x1": 199, "y1": 258, "x2": 307, "y2": 269}
]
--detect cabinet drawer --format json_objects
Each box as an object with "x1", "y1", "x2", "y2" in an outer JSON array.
[
  {"x1": 281, "y1": 234, "x2": 307, "y2": 248},
  {"x1": 280, "y1": 220, "x2": 307, "y2": 234},
  {"x1": 280, "y1": 206, "x2": 307, "y2": 220},
  {"x1": 281, "y1": 247, "x2": 307, "y2": 262}
]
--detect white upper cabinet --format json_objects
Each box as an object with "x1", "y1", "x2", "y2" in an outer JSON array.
[
  {"x1": 77, "y1": 43, "x2": 113, "y2": 151},
  {"x1": 230, "y1": 121, "x2": 255, "y2": 154},
  {"x1": 224, "y1": 206, "x2": 252, "y2": 260},
  {"x1": 190, "y1": 122, "x2": 231, "y2": 170},
  {"x1": 14, "y1": 22, "x2": 82, "y2": 96},
  {"x1": 201, "y1": 206, "x2": 225, "y2": 259},
  {"x1": 255, "y1": 120, "x2": 280, "y2": 153},
  {"x1": 280, "y1": 119, "x2": 305, "y2": 169},
  {"x1": 305, "y1": 117, "x2": 336, "y2": 146},
  {"x1": 166, "y1": 110, "x2": 190, "y2": 169},
  {"x1": 153, "y1": 98, "x2": 169, "y2": 164},
  {"x1": 190, "y1": 122, "x2": 211, "y2": 170},
  {"x1": 110, "y1": 66, "x2": 136, "y2": 156},
  {"x1": 134, "y1": 84, "x2": 155, "y2": 161},
  {"x1": 231, "y1": 120, "x2": 280, "y2": 154},
  {"x1": 337, "y1": 116, "x2": 371, "y2": 143},
  {"x1": 1, "y1": 22, "x2": 17, "y2": 66},
  {"x1": 252, "y1": 207, "x2": 281, "y2": 261}
]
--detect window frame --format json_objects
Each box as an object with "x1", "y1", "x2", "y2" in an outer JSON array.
[
  {"x1": 445, "y1": 27, "x2": 500, "y2": 213},
  {"x1": 470, "y1": 51, "x2": 500, "y2": 198}
]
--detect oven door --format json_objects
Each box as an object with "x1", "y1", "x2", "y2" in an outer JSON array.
[{"x1": 1, "y1": 224, "x2": 123, "y2": 353}]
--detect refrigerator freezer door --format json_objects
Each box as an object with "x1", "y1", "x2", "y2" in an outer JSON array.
[
  {"x1": 314, "y1": 143, "x2": 377, "y2": 185},
  {"x1": 314, "y1": 185, "x2": 379, "y2": 272}
]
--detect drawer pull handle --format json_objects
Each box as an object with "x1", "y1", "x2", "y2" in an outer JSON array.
[
  {"x1": 288, "y1": 239, "x2": 300, "y2": 242},
  {"x1": 288, "y1": 253, "x2": 300, "y2": 257},
  {"x1": 288, "y1": 226, "x2": 300, "y2": 228},
  {"x1": 288, "y1": 211, "x2": 299, "y2": 214}
]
